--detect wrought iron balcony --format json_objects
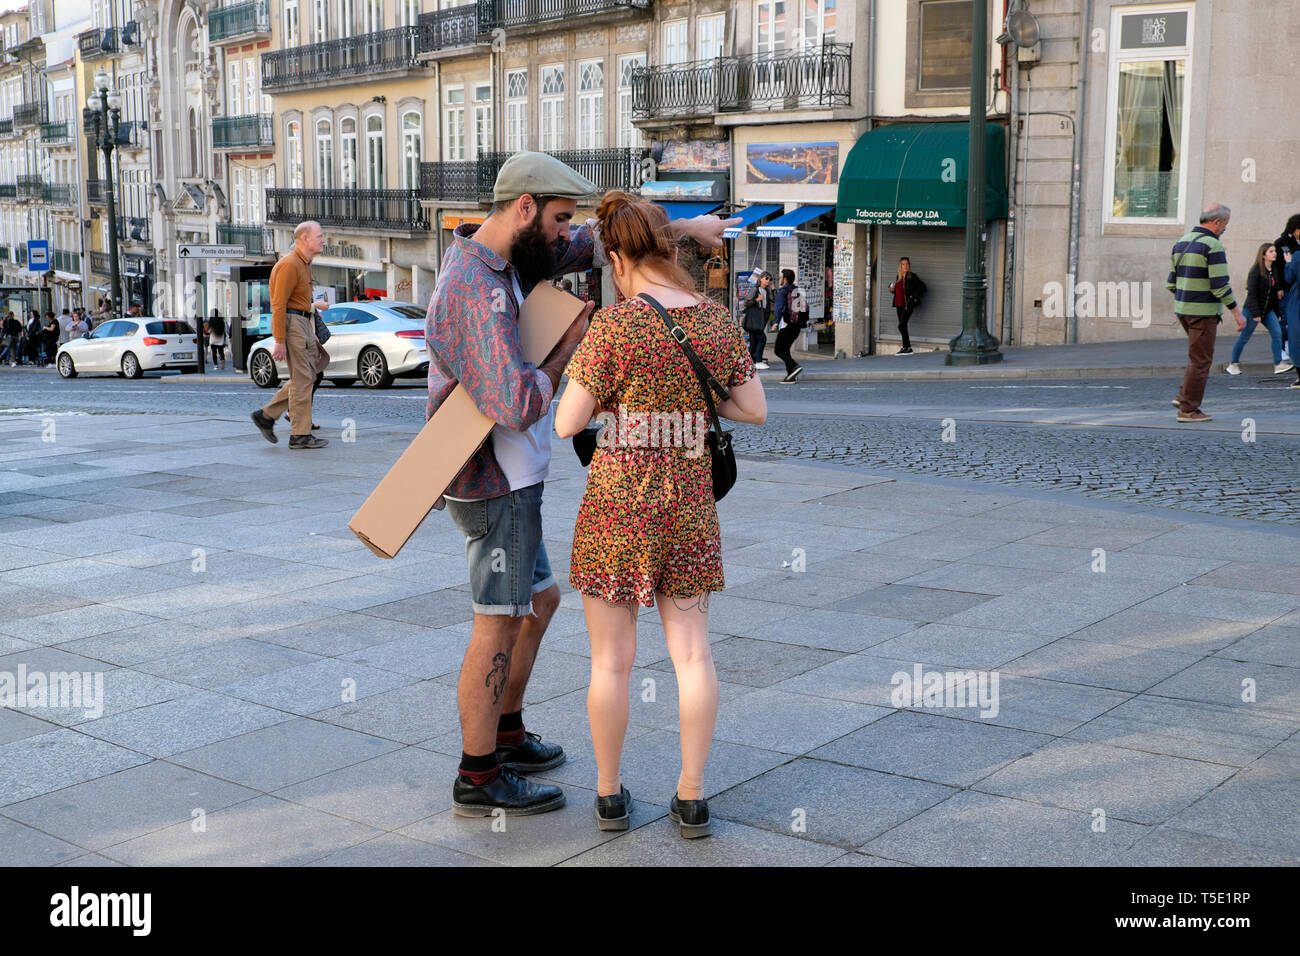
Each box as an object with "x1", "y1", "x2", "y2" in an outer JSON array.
[
  {"x1": 213, "y1": 114, "x2": 274, "y2": 150},
  {"x1": 78, "y1": 28, "x2": 117, "y2": 58},
  {"x1": 417, "y1": 5, "x2": 479, "y2": 55},
  {"x1": 86, "y1": 179, "x2": 109, "y2": 205},
  {"x1": 479, "y1": 0, "x2": 649, "y2": 32},
  {"x1": 52, "y1": 249, "x2": 80, "y2": 274},
  {"x1": 209, "y1": 0, "x2": 271, "y2": 43},
  {"x1": 113, "y1": 120, "x2": 145, "y2": 149},
  {"x1": 0, "y1": 119, "x2": 11, "y2": 136},
  {"x1": 41, "y1": 183, "x2": 76, "y2": 206},
  {"x1": 421, "y1": 148, "x2": 646, "y2": 202},
  {"x1": 262, "y1": 26, "x2": 422, "y2": 90},
  {"x1": 119, "y1": 216, "x2": 150, "y2": 242},
  {"x1": 419, "y1": 161, "x2": 479, "y2": 202},
  {"x1": 16, "y1": 175, "x2": 41, "y2": 200},
  {"x1": 40, "y1": 122, "x2": 72, "y2": 145},
  {"x1": 267, "y1": 188, "x2": 429, "y2": 232},
  {"x1": 90, "y1": 250, "x2": 111, "y2": 275},
  {"x1": 14, "y1": 103, "x2": 46, "y2": 128},
  {"x1": 0, "y1": 184, "x2": 15, "y2": 199},
  {"x1": 0, "y1": 245, "x2": 8, "y2": 262},
  {"x1": 217, "y1": 223, "x2": 274, "y2": 255},
  {"x1": 632, "y1": 42, "x2": 854, "y2": 120}
]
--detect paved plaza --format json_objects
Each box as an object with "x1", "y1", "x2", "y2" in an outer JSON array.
[{"x1": 1, "y1": 409, "x2": 1298, "y2": 866}]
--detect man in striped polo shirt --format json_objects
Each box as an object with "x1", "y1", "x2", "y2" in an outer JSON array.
[{"x1": 1166, "y1": 204, "x2": 1244, "y2": 423}]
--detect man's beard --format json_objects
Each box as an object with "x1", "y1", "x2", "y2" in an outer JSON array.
[{"x1": 510, "y1": 211, "x2": 561, "y2": 284}]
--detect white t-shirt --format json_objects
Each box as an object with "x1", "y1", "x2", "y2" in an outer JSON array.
[{"x1": 490, "y1": 273, "x2": 552, "y2": 492}]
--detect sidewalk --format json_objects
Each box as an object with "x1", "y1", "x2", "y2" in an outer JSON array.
[{"x1": 1, "y1": 411, "x2": 1298, "y2": 865}]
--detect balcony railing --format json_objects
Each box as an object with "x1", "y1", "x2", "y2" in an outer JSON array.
[
  {"x1": 213, "y1": 114, "x2": 274, "y2": 149},
  {"x1": 16, "y1": 175, "x2": 41, "y2": 200},
  {"x1": 217, "y1": 223, "x2": 274, "y2": 255},
  {"x1": 119, "y1": 216, "x2": 150, "y2": 242},
  {"x1": 632, "y1": 42, "x2": 853, "y2": 119},
  {"x1": 479, "y1": 0, "x2": 648, "y2": 32},
  {"x1": 262, "y1": 26, "x2": 421, "y2": 90},
  {"x1": 14, "y1": 103, "x2": 46, "y2": 128},
  {"x1": 86, "y1": 179, "x2": 108, "y2": 205},
  {"x1": 0, "y1": 119, "x2": 11, "y2": 136},
  {"x1": 209, "y1": 0, "x2": 271, "y2": 43},
  {"x1": 421, "y1": 148, "x2": 645, "y2": 202},
  {"x1": 113, "y1": 120, "x2": 145, "y2": 148},
  {"x1": 267, "y1": 188, "x2": 429, "y2": 232},
  {"x1": 40, "y1": 122, "x2": 72, "y2": 145},
  {"x1": 417, "y1": 5, "x2": 479, "y2": 54},
  {"x1": 0, "y1": 184, "x2": 15, "y2": 199},
  {"x1": 90, "y1": 250, "x2": 110, "y2": 275},
  {"x1": 41, "y1": 183, "x2": 76, "y2": 206},
  {"x1": 78, "y1": 28, "x2": 117, "y2": 58},
  {"x1": 0, "y1": 245, "x2": 8, "y2": 262},
  {"x1": 52, "y1": 249, "x2": 80, "y2": 274}
]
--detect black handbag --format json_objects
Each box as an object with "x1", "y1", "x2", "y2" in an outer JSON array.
[
  {"x1": 573, "y1": 424, "x2": 600, "y2": 466},
  {"x1": 313, "y1": 311, "x2": 331, "y2": 344}
]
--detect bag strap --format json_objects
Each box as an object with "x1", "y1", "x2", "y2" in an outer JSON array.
[{"x1": 637, "y1": 293, "x2": 729, "y2": 440}]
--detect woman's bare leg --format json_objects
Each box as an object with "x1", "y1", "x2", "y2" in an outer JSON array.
[
  {"x1": 658, "y1": 592, "x2": 717, "y2": 800},
  {"x1": 583, "y1": 595, "x2": 639, "y2": 797}
]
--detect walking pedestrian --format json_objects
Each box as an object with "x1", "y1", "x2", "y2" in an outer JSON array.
[
  {"x1": 41, "y1": 312, "x2": 59, "y2": 366},
  {"x1": 206, "y1": 308, "x2": 227, "y2": 370},
  {"x1": 249, "y1": 220, "x2": 330, "y2": 449},
  {"x1": 1166, "y1": 203, "x2": 1243, "y2": 422},
  {"x1": 66, "y1": 310, "x2": 89, "y2": 342},
  {"x1": 1273, "y1": 214, "x2": 1300, "y2": 360},
  {"x1": 22, "y1": 312, "x2": 42, "y2": 365},
  {"x1": 1225, "y1": 243, "x2": 1291, "y2": 375},
  {"x1": 425, "y1": 152, "x2": 738, "y2": 819},
  {"x1": 773, "y1": 268, "x2": 806, "y2": 382},
  {"x1": 888, "y1": 257, "x2": 926, "y2": 355},
  {"x1": 742, "y1": 272, "x2": 772, "y2": 369},
  {"x1": 555, "y1": 191, "x2": 767, "y2": 838},
  {"x1": 0, "y1": 311, "x2": 19, "y2": 365}
]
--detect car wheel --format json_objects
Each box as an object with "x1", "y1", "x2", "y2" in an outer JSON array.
[
  {"x1": 249, "y1": 350, "x2": 279, "y2": 388},
  {"x1": 331, "y1": 378, "x2": 356, "y2": 387},
  {"x1": 57, "y1": 353, "x2": 77, "y2": 378},
  {"x1": 122, "y1": 352, "x2": 143, "y2": 379},
  {"x1": 359, "y1": 347, "x2": 392, "y2": 388}
]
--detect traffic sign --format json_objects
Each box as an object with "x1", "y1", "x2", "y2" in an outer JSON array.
[
  {"x1": 176, "y1": 244, "x2": 246, "y2": 259},
  {"x1": 27, "y1": 240, "x2": 49, "y2": 272}
]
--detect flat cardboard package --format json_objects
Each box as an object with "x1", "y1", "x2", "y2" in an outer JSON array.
[{"x1": 349, "y1": 282, "x2": 585, "y2": 559}]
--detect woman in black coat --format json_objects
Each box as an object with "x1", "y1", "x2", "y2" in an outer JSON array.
[
  {"x1": 1226, "y1": 242, "x2": 1290, "y2": 375},
  {"x1": 742, "y1": 272, "x2": 773, "y2": 369},
  {"x1": 887, "y1": 257, "x2": 926, "y2": 354}
]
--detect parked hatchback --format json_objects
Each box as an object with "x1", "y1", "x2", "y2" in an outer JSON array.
[
  {"x1": 247, "y1": 301, "x2": 429, "y2": 389},
  {"x1": 56, "y1": 318, "x2": 199, "y2": 379}
]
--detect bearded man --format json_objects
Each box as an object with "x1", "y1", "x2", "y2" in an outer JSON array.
[{"x1": 425, "y1": 152, "x2": 738, "y2": 817}]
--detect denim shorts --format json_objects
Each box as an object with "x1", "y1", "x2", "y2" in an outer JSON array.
[{"x1": 445, "y1": 482, "x2": 555, "y2": 617}]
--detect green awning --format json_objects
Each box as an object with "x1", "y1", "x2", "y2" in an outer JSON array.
[{"x1": 835, "y1": 123, "x2": 1009, "y2": 227}]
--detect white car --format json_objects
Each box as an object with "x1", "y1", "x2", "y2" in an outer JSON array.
[
  {"x1": 56, "y1": 318, "x2": 200, "y2": 379},
  {"x1": 247, "y1": 301, "x2": 429, "y2": 389}
]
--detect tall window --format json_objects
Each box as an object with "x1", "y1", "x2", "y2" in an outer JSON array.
[
  {"x1": 401, "y1": 110, "x2": 421, "y2": 188},
  {"x1": 366, "y1": 114, "x2": 384, "y2": 188},
  {"x1": 698, "y1": 13, "x2": 725, "y2": 59},
  {"x1": 577, "y1": 60, "x2": 603, "y2": 150},
  {"x1": 663, "y1": 19, "x2": 688, "y2": 64},
  {"x1": 1105, "y1": 5, "x2": 1193, "y2": 222},
  {"x1": 284, "y1": 0, "x2": 300, "y2": 45},
  {"x1": 287, "y1": 120, "x2": 303, "y2": 187},
  {"x1": 364, "y1": 0, "x2": 382, "y2": 32},
  {"x1": 313, "y1": 0, "x2": 328, "y2": 42},
  {"x1": 340, "y1": 0, "x2": 355, "y2": 36},
  {"x1": 540, "y1": 65, "x2": 564, "y2": 151},
  {"x1": 248, "y1": 165, "x2": 263, "y2": 223},
  {"x1": 244, "y1": 60, "x2": 258, "y2": 115},
  {"x1": 341, "y1": 117, "x2": 358, "y2": 188},
  {"x1": 228, "y1": 61, "x2": 241, "y2": 114},
  {"x1": 755, "y1": 1, "x2": 786, "y2": 54},
  {"x1": 315, "y1": 118, "x2": 333, "y2": 187},
  {"x1": 506, "y1": 70, "x2": 528, "y2": 153},
  {"x1": 444, "y1": 87, "x2": 465, "y2": 160},
  {"x1": 232, "y1": 167, "x2": 245, "y2": 224},
  {"x1": 188, "y1": 108, "x2": 199, "y2": 176},
  {"x1": 399, "y1": 0, "x2": 420, "y2": 25},
  {"x1": 804, "y1": 0, "x2": 837, "y2": 47},
  {"x1": 473, "y1": 84, "x2": 492, "y2": 159},
  {"x1": 617, "y1": 54, "x2": 644, "y2": 148},
  {"x1": 917, "y1": 0, "x2": 971, "y2": 90}
]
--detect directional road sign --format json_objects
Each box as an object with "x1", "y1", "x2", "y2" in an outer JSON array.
[{"x1": 176, "y1": 244, "x2": 246, "y2": 259}]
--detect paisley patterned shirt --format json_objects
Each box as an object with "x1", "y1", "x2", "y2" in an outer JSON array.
[{"x1": 425, "y1": 221, "x2": 600, "y2": 503}]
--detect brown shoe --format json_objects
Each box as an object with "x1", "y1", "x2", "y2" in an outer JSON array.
[
  {"x1": 1171, "y1": 399, "x2": 1181, "y2": 408},
  {"x1": 1176, "y1": 410, "x2": 1212, "y2": 422}
]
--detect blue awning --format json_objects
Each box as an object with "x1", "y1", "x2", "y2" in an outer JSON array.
[
  {"x1": 721, "y1": 204, "x2": 784, "y2": 239},
  {"x1": 755, "y1": 204, "x2": 836, "y2": 238},
  {"x1": 653, "y1": 201, "x2": 724, "y2": 220}
]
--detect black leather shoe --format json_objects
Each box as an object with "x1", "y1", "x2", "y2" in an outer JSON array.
[
  {"x1": 496, "y1": 731, "x2": 565, "y2": 773},
  {"x1": 669, "y1": 794, "x2": 711, "y2": 839},
  {"x1": 250, "y1": 409, "x2": 277, "y2": 444},
  {"x1": 452, "y1": 766, "x2": 565, "y2": 817},
  {"x1": 594, "y1": 786, "x2": 632, "y2": 831},
  {"x1": 288, "y1": 434, "x2": 328, "y2": 449}
]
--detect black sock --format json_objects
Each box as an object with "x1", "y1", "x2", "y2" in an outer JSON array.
[
  {"x1": 498, "y1": 710, "x2": 524, "y2": 732},
  {"x1": 459, "y1": 751, "x2": 499, "y2": 784}
]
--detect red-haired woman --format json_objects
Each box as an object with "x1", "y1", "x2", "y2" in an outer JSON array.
[{"x1": 556, "y1": 190, "x2": 767, "y2": 839}]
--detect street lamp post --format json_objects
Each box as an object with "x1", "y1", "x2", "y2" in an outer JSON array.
[
  {"x1": 87, "y1": 69, "x2": 123, "y2": 321},
  {"x1": 947, "y1": 0, "x2": 1004, "y2": 366}
]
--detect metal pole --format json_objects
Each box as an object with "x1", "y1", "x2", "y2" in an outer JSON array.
[
  {"x1": 100, "y1": 92, "x2": 123, "y2": 320},
  {"x1": 947, "y1": 0, "x2": 1003, "y2": 366}
]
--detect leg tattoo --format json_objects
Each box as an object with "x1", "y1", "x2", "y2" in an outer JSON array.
[
  {"x1": 601, "y1": 597, "x2": 637, "y2": 625},
  {"x1": 486, "y1": 651, "x2": 511, "y2": 704},
  {"x1": 669, "y1": 593, "x2": 711, "y2": 614}
]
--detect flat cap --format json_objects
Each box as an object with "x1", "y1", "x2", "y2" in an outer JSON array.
[{"x1": 493, "y1": 151, "x2": 599, "y2": 202}]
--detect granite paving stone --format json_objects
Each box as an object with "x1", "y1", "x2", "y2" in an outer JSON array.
[
  {"x1": 711, "y1": 687, "x2": 892, "y2": 754},
  {"x1": 830, "y1": 585, "x2": 995, "y2": 622},
  {"x1": 1002, "y1": 638, "x2": 1201, "y2": 693},
  {"x1": 305, "y1": 833, "x2": 498, "y2": 867},
  {"x1": 650, "y1": 637, "x2": 843, "y2": 688},
  {"x1": 76, "y1": 691, "x2": 294, "y2": 758},
  {"x1": 0, "y1": 729, "x2": 152, "y2": 806},
  {"x1": 314, "y1": 680, "x2": 462, "y2": 744},
  {"x1": 1146, "y1": 657, "x2": 1300, "y2": 715},
  {"x1": 340, "y1": 627, "x2": 470, "y2": 679},
  {"x1": 1164, "y1": 759, "x2": 1300, "y2": 857},
  {"x1": 217, "y1": 658, "x2": 414, "y2": 715},
  {"x1": 868, "y1": 622, "x2": 1057, "y2": 670},
  {"x1": 558, "y1": 816, "x2": 846, "y2": 866},
  {"x1": 0, "y1": 815, "x2": 86, "y2": 865},
  {"x1": 1066, "y1": 608, "x2": 1260, "y2": 654},
  {"x1": 134, "y1": 639, "x2": 322, "y2": 690},
  {"x1": 740, "y1": 609, "x2": 918, "y2": 652}
]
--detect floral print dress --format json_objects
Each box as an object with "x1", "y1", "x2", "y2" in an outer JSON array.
[{"x1": 565, "y1": 295, "x2": 755, "y2": 606}]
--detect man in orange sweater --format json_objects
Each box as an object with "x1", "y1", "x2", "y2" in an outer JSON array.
[{"x1": 251, "y1": 220, "x2": 329, "y2": 449}]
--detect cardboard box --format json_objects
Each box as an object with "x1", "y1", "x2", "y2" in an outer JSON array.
[{"x1": 349, "y1": 282, "x2": 585, "y2": 559}]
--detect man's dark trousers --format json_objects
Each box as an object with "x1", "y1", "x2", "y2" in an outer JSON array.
[{"x1": 1176, "y1": 314, "x2": 1218, "y2": 413}]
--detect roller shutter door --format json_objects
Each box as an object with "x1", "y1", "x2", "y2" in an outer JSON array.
[{"x1": 876, "y1": 227, "x2": 966, "y2": 345}]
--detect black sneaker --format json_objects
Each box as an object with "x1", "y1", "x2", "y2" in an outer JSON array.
[
  {"x1": 495, "y1": 731, "x2": 566, "y2": 773},
  {"x1": 452, "y1": 765, "x2": 565, "y2": 817},
  {"x1": 897, "y1": 348, "x2": 914, "y2": 355},
  {"x1": 594, "y1": 785, "x2": 632, "y2": 831},
  {"x1": 250, "y1": 409, "x2": 277, "y2": 444},
  {"x1": 668, "y1": 794, "x2": 711, "y2": 839},
  {"x1": 288, "y1": 434, "x2": 329, "y2": 449}
]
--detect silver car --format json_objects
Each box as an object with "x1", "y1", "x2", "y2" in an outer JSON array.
[{"x1": 247, "y1": 301, "x2": 429, "y2": 389}]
